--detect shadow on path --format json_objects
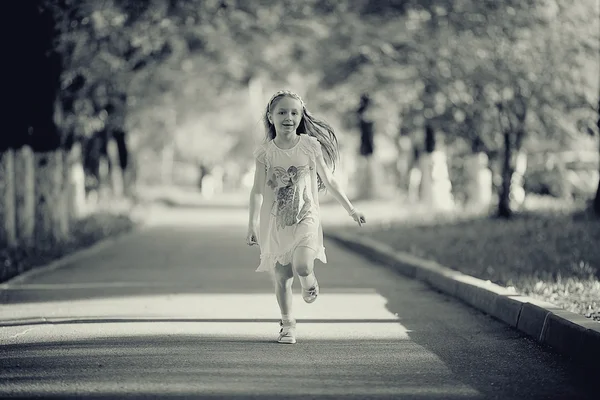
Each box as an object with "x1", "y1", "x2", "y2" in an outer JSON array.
[{"x1": 0, "y1": 208, "x2": 596, "y2": 400}]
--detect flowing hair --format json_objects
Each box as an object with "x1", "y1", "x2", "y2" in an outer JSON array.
[{"x1": 263, "y1": 90, "x2": 339, "y2": 190}]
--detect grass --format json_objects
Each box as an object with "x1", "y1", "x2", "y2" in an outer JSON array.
[
  {"x1": 358, "y1": 197, "x2": 600, "y2": 322},
  {"x1": 0, "y1": 207, "x2": 138, "y2": 284}
]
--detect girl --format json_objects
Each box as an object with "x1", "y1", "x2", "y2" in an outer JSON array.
[{"x1": 247, "y1": 90, "x2": 366, "y2": 344}]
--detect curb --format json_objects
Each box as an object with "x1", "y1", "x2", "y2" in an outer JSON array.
[
  {"x1": 326, "y1": 230, "x2": 600, "y2": 365},
  {"x1": 0, "y1": 227, "x2": 146, "y2": 296}
]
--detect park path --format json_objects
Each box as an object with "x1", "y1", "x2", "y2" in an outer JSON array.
[{"x1": 0, "y1": 201, "x2": 595, "y2": 399}]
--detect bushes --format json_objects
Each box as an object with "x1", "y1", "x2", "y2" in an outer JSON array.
[
  {"x1": 0, "y1": 145, "x2": 138, "y2": 284},
  {"x1": 0, "y1": 211, "x2": 136, "y2": 283}
]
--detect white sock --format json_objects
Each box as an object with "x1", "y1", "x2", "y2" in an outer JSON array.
[
  {"x1": 299, "y1": 273, "x2": 317, "y2": 289},
  {"x1": 281, "y1": 314, "x2": 294, "y2": 323}
]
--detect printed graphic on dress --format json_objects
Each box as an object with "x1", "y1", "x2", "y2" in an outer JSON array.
[{"x1": 267, "y1": 165, "x2": 312, "y2": 229}]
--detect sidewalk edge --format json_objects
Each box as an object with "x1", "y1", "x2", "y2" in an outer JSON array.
[
  {"x1": 0, "y1": 226, "x2": 147, "y2": 291},
  {"x1": 326, "y1": 230, "x2": 599, "y2": 364}
]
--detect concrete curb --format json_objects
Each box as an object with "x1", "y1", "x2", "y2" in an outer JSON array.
[
  {"x1": 0, "y1": 227, "x2": 146, "y2": 294},
  {"x1": 326, "y1": 230, "x2": 600, "y2": 365}
]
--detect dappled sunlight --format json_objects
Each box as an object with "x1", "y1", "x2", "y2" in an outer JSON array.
[
  {"x1": 2, "y1": 0, "x2": 598, "y2": 397},
  {"x1": 0, "y1": 288, "x2": 483, "y2": 399},
  {"x1": 0, "y1": 291, "x2": 409, "y2": 345},
  {"x1": 0, "y1": 320, "x2": 410, "y2": 346}
]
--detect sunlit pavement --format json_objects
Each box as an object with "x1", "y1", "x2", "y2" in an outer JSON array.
[{"x1": 0, "y1": 203, "x2": 596, "y2": 399}]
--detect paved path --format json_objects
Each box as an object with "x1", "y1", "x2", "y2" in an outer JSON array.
[{"x1": 0, "y1": 204, "x2": 596, "y2": 399}]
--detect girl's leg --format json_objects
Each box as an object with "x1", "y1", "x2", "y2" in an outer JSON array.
[
  {"x1": 272, "y1": 262, "x2": 294, "y2": 320},
  {"x1": 292, "y1": 246, "x2": 319, "y2": 303}
]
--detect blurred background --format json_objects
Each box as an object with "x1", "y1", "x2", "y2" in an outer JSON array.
[
  {"x1": 3, "y1": 0, "x2": 599, "y2": 217},
  {"x1": 1, "y1": 0, "x2": 599, "y2": 317}
]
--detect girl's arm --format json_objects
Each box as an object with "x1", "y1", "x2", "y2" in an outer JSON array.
[
  {"x1": 315, "y1": 154, "x2": 366, "y2": 226},
  {"x1": 247, "y1": 159, "x2": 266, "y2": 243}
]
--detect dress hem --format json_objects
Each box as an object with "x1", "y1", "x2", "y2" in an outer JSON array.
[{"x1": 255, "y1": 233, "x2": 327, "y2": 272}]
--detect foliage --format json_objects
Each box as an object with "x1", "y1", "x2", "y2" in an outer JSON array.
[
  {"x1": 0, "y1": 211, "x2": 136, "y2": 283},
  {"x1": 38, "y1": 0, "x2": 599, "y2": 173}
]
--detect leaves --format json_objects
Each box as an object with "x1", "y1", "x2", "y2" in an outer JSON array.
[{"x1": 39, "y1": 0, "x2": 599, "y2": 166}]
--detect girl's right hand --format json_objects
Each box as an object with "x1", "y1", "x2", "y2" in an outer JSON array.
[
  {"x1": 246, "y1": 229, "x2": 258, "y2": 246},
  {"x1": 350, "y1": 209, "x2": 367, "y2": 227}
]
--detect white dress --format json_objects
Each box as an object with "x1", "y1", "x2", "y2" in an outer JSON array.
[{"x1": 253, "y1": 134, "x2": 327, "y2": 272}]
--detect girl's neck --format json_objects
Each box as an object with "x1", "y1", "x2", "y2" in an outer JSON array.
[{"x1": 274, "y1": 132, "x2": 300, "y2": 146}]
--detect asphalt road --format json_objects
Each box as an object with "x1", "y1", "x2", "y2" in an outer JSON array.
[{"x1": 0, "y1": 205, "x2": 596, "y2": 399}]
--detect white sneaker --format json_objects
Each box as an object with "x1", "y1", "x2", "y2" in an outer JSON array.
[
  {"x1": 278, "y1": 319, "x2": 297, "y2": 344},
  {"x1": 302, "y1": 281, "x2": 319, "y2": 304}
]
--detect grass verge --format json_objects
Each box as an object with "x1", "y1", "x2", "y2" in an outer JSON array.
[
  {"x1": 352, "y1": 198, "x2": 600, "y2": 322},
  {"x1": 0, "y1": 210, "x2": 138, "y2": 284}
]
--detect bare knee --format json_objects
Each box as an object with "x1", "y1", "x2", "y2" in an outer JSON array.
[{"x1": 293, "y1": 247, "x2": 315, "y2": 277}]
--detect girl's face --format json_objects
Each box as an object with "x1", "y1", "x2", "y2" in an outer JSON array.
[{"x1": 269, "y1": 96, "x2": 303, "y2": 135}]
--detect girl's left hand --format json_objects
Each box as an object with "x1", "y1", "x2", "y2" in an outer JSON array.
[{"x1": 351, "y1": 211, "x2": 366, "y2": 227}]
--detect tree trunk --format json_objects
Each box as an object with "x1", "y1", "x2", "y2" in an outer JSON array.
[
  {"x1": 112, "y1": 130, "x2": 132, "y2": 197},
  {"x1": 594, "y1": 97, "x2": 600, "y2": 215},
  {"x1": 464, "y1": 152, "x2": 493, "y2": 211},
  {"x1": 497, "y1": 96, "x2": 528, "y2": 219},
  {"x1": 356, "y1": 94, "x2": 380, "y2": 200},
  {"x1": 593, "y1": 177, "x2": 600, "y2": 215},
  {"x1": 418, "y1": 125, "x2": 454, "y2": 210},
  {"x1": 498, "y1": 132, "x2": 513, "y2": 218},
  {"x1": 97, "y1": 155, "x2": 111, "y2": 205},
  {"x1": 356, "y1": 155, "x2": 382, "y2": 200},
  {"x1": 14, "y1": 146, "x2": 35, "y2": 247},
  {"x1": 107, "y1": 138, "x2": 124, "y2": 197},
  {"x1": 418, "y1": 151, "x2": 455, "y2": 210},
  {"x1": 0, "y1": 150, "x2": 17, "y2": 247},
  {"x1": 498, "y1": 132, "x2": 527, "y2": 218},
  {"x1": 395, "y1": 133, "x2": 413, "y2": 194}
]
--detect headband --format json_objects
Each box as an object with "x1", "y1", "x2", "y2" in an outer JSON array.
[{"x1": 268, "y1": 90, "x2": 305, "y2": 109}]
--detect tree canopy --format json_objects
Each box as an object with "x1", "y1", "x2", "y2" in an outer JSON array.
[{"x1": 8, "y1": 0, "x2": 598, "y2": 166}]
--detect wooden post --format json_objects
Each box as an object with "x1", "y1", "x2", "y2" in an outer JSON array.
[
  {"x1": 0, "y1": 149, "x2": 17, "y2": 247},
  {"x1": 68, "y1": 143, "x2": 86, "y2": 220},
  {"x1": 58, "y1": 149, "x2": 70, "y2": 240},
  {"x1": 35, "y1": 151, "x2": 64, "y2": 244},
  {"x1": 14, "y1": 146, "x2": 35, "y2": 246}
]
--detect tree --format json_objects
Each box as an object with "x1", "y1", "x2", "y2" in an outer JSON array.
[
  {"x1": 594, "y1": 95, "x2": 600, "y2": 215},
  {"x1": 28, "y1": 0, "x2": 599, "y2": 203},
  {"x1": 356, "y1": 0, "x2": 600, "y2": 217},
  {"x1": 5, "y1": 1, "x2": 62, "y2": 153}
]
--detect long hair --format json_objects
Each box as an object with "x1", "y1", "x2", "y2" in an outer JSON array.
[{"x1": 263, "y1": 90, "x2": 339, "y2": 190}]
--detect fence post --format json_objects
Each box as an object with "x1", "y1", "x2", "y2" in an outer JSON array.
[
  {"x1": 58, "y1": 149, "x2": 70, "y2": 239},
  {"x1": 0, "y1": 149, "x2": 17, "y2": 247},
  {"x1": 14, "y1": 146, "x2": 35, "y2": 247},
  {"x1": 67, "y1": 142, "x2": 86, "y2": 220},
  {"x1": 35, "y1": 150, "x2": 65, "y2": 243}
]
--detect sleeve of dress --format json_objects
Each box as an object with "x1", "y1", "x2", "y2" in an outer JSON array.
[{"x1": 253, "y1": 145, "x2": 267, "y2": 165}]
